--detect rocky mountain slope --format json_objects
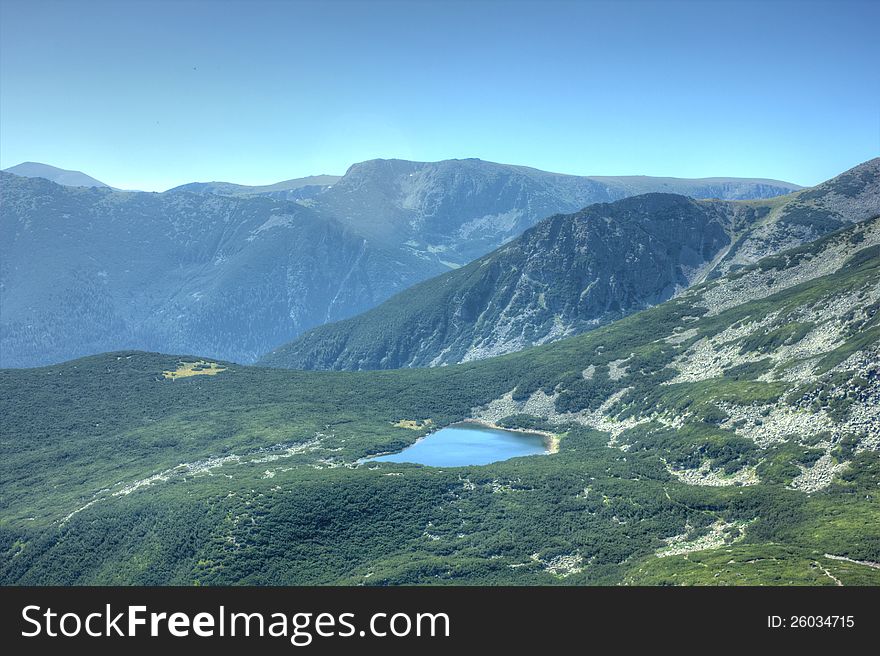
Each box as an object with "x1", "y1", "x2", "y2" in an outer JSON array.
[
  {"x1": 2, "y1": 216, "x2": 877, "y2": 585},
  {"x1": 474, "y1": 215, "x2": 880, "y2": 476},
  {"x1": 262, "y1": 159, "x2": 879, "y2": 371},
  {"x1": 0, "y1": 173, "x2": 443, "y2": 367},
  {"x1": 712, "y1": 157, "x2": 880, "y2": 275},
  {"x1": 0, "y1": 159, "x2": 799, "y2": 368},
  {"x1": 310, "y1": 158, "x2": 801, "y2": 268}
]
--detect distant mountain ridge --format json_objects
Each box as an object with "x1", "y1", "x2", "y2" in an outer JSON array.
[
  {"x1": 0, "y1": 157, "x2": 803, "y2": 368},
  {"x1": 0, "y1": 173, "x2": 444, "y2": 367},
  {"x1": 261, "y1": 158, "x2": 879, "y2": 371},
  {"x1": 307, "y1": 158, "x2": 802, "y2": 268},
  {"x1": 2, "y1": 161, "x2": 109, "y2": 188},
  {"x1": 168, "y1": 175, "x2": 342, "y2": 202}
]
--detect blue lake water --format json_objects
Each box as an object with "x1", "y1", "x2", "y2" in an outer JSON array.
[{"x1": 368, "y1": 422, "x2": 549, "y2": 467}]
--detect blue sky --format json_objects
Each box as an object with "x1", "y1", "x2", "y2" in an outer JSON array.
[{"x1": 1, "y1": 0, "x2": 877, "y2": 191}]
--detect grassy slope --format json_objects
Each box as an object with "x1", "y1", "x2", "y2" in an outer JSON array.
[{"x1": 1, "y1": 222, "x2": 878, "y2": 585}]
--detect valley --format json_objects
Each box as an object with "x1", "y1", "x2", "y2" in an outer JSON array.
[
  {"x1": 2, "y1": 211, "x2": 877, "y2": 585},
  {"x1": 1, "y1": 0, "x2": 877, "y2": 616}
]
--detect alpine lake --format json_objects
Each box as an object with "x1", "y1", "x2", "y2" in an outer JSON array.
[{"x1": 366, "y1": 422, "x2": 552, "y2": 467}]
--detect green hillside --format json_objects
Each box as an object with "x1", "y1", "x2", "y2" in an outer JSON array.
[{"x1": 1, "y1": 217, "x2": 878, "y2": 585}]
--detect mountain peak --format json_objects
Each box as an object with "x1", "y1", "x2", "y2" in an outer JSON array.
[{"x1": 2, "y1": 162, "x2": 109, "y2": 188}]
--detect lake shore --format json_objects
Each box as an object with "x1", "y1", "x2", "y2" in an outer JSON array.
[{"x1": 462, "y1": 418, "x2": 560, "y2": 454}]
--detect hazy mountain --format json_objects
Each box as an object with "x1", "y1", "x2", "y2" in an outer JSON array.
[
  {"x1": 0, "y1": 158, "x2": 802, "y2": 368},
  {"x1": 0, "y1": 173, "x2": 444, "y2": 367},
  {"x1": 2, "y1": 161, "x2": 109, "y2": 188},
  {"x1": 262, "y1": 159, "x2": 878, "y2": 371},
  {"x1": 310, "y1": 158, "x2": 802, "y2": 268},
  {"x1": 3, "y1": 215, "x2": 877, "y2": 585},
  {"x1": 585, "y1": 174, "x2": 807, "y2": 199},
  {"x1": 168, "y1": 175, "x2": 341, "y2": 201}
]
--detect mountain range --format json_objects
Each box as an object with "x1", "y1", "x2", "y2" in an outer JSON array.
[
  {"x1": 0, "y1": 158, "x2": 801, "y2": 368},
  {"x1": 2, "y1": 198, "x2": 877, "y2": 585},
  {"x1": 305, "y1": 158, "x2": 802, "y2": 268},
  {"x1": 0, "y1": 172, "x2": 440, "y2": 367},
  {"x1": 262, "y1": 158, "x2": 880, "y2": 370}
]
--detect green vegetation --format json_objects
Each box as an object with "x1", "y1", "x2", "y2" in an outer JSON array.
[
  {"x1": 496, "y1": 414, "x2": 557, "y2": 432},
  {"x1": 620, "y1": 422, "x2": 758, "y2": 473},
  {"x1": 625, "y1": 543, "x2": 880, "y2": 586},
  {"x1": 739, "y1": 322, "x2": 814, "y2": 355},
  {"x1": 1, "y1": 217, "x2": 878, "y2": 586},
  {"x1": 787, "y1": 368, "x2": 875, "y2": 422},
  {"x1": 756, "y1": 444, "x2": 825, "y2": 486},
  {"x1": 723, "y1": 358, "x2": 774, "y2": 380}
]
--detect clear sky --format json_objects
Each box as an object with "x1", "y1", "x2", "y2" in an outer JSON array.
[{"x1": 1, "y1": 0, "x2": 877, "y2": 191}]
